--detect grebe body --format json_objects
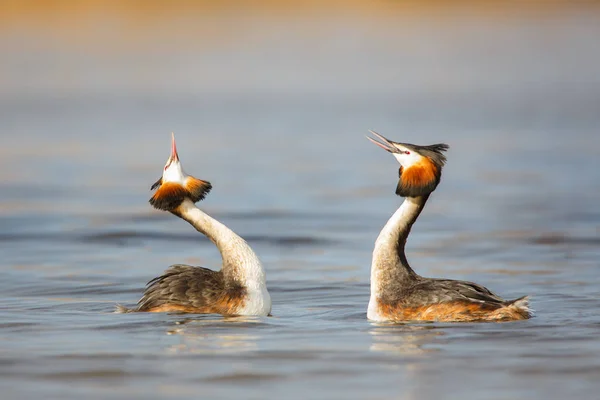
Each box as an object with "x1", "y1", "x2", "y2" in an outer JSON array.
[{"x1": 366, "y1": 131, "x2": 531, "y2": 323}]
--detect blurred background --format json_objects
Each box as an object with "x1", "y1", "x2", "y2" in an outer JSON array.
[
  {"x1": 1, "y1": 0, "x2": 599, "y2": 218},
  {"x1": 1, "y1": 1, "x2": 599, "y2": 399}
]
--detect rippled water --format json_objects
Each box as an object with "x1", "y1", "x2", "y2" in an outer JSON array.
[{"x1": 1, "y1": 3, "x2": 600, "y2": 399}]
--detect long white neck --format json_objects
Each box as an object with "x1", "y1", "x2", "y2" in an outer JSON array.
[
  {"x1": 176, "y1": 199, "x2": 268, "y2": 294},
  {"x1": 370, "y1": 195, "x2": 429, "y2": 298}
]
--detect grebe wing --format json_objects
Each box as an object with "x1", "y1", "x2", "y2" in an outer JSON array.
[
  {"x1": 434, "y1": 279, "x2": 506, "y2": 303},
  {"x1": 404, "y1": 278, "x2": 506, "y2": 306},
  {"x1": 137, "y1": 264, "x2": 224, "y2": 311}
]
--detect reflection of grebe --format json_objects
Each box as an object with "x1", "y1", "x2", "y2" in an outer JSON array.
[
  {"x1": 117, "y1": 134, "x2": 271, "y2": 316},
  {"x1": 369, "y1": 325, "x2": 443, "y2": 355},
  {"x1": 166, "y1": 317, "x2": 261, "y2": 354},
  {"x1": 366, "y1": 131, "x2": 531, "y2": 322}
]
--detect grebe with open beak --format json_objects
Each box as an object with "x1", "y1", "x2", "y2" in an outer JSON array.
[
  {"x1": 117, "y1": 134, "x2": 271, "y2": 316},
  {"x1": 366, "y1": 131, "x2": 531, "y2": 322}
]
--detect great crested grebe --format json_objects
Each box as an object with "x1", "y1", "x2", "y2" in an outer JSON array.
[
  {"x1": 117, "y1": 134, "x2": 271, "y2": 316},
  {"x1": 366, "y1": 131, "x2": 531, "y2": 322}
]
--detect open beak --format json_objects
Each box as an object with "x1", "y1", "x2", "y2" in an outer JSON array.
[
  {"x1": 366, "y1": 130, "x2": 399, "y2": 153},
  {"x1": 169, "y1": 132, "x2": 179, "y2": 162}
]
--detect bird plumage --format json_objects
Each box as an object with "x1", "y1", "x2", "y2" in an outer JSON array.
[
  {"x1": 117, "y1": 134, "x2": 271, "y2": 316},
  {"x1": 135, "y1": 265, "x2": 246, "y2": 314},
  {"x1": 367, "y1": 131, "x2": 531, "y2": 322}
]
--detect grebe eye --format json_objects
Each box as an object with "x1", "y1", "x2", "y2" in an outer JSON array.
[{"x1": 405, "y1": 151, "x2": 410, "y2": 155}]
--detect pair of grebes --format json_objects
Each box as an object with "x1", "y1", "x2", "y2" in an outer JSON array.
[{"x1": 117, "y1": 132, "x2": 531, "y2": 322}]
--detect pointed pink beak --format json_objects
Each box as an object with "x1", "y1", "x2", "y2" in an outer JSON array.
[
  {"x1": 170, "y1": 132, "x2": 179, "y2": 162},
  {"x1": 163, "y1": 132, "x2": 180, "y2": 170}
]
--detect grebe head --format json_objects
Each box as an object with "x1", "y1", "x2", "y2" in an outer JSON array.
[
  {"x1": 367, "y1": 130, "x2": 449, "y2": 197},
  {"x1": 149, "y1": 133, "x2": 212, "y2": 211}
]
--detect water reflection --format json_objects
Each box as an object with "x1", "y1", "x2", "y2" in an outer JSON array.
[
  {"x1": 165, "y1": 316, "x2": 263, "y2": 354},
  {"x1": 369, "y1": 324, "x2": 445, "y2": 355}
]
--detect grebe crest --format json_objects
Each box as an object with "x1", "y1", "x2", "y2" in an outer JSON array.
[
  {"x1": 149, "y1": 132, "x2": 212, "y2": 211},
  {"x1": 366, "y1": 130, "x2": 531, "y2": 323}
]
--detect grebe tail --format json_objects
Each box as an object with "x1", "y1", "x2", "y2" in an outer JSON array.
[
  {"x1": 366, "y1": 131, "x2": 531, "y2": 322},
  {"x1": 117, "y1": 133, "x2": 271, "y2": 316}
]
